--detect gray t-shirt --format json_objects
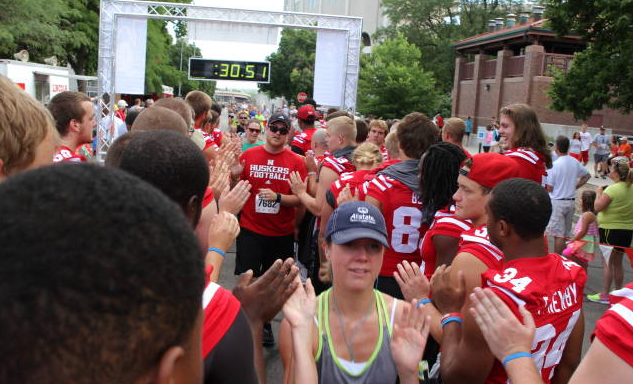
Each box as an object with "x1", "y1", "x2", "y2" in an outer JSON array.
[{"x1": 593, "y1": 133, "x2": 610, "y2": 155}]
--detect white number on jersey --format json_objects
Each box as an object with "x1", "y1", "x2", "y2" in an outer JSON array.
[
  {"x1": 391, "y1": 206, "x2": 422, "y2": 253},
  {"x1": 531, "y1": 309, "x2": 581, "y2": 379},
  {"x1": 493, "y1": 268, "x2": 533, "y2": 293}
]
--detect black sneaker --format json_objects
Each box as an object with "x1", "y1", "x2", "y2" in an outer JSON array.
[{"x1": 263, "y1": 323, "x2": 275, "y2": 348}]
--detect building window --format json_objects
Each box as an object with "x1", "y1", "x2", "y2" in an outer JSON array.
[{"x1": 362, "y1": 32, "x2": 371, "y2": 47}]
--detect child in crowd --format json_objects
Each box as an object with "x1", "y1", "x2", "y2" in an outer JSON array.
[{"x1": 563, "y1": 190, "x2": 598, "y2": 269}]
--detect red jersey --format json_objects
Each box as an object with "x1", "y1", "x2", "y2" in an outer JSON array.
[
  {"x1": 197, "y1": 129, "x2": 219, "y2": 152},
  {"x1": 210, "y1": 127, "x2": 223, "y2": 147},
  {"x1": 53, "y1": 145, "x2": 87, "y2": 163},
  {"x1": 419, "y1": 205, "x2": 472, "y2": 278},
  {"x1": 504, "y1": 147, "x2": 547, "y2": 184},
  {"x1": 366, "y1": 174, "x2": 428, "y2": 276},
  {"x1": 202, "y1": 281, "x2": 241, "y2": 357},
  {"x1": 593, "y1": 283, "x2": 633, "y2": 367},
  {"x1": 322, "y1": 154, "x2": 355, "y2": 175},
  {"x1": 458, "y1": 224, "x2": 504, "y2": 270},
  {"x1": 328, "y1": 170, "x2": 371, "y2": 209},
  {"x1": 380, "y1": 145, "x2": 389, "y2": 161},
  {"x1": 239, "y1": 146, "x2": 307, "y2": 236},
  {"x1": 291, "y1": 127, "x2": 317, "y2": 155},
  {"x1": 482, "y1": 254, "x2": 586, "y2": 384}
]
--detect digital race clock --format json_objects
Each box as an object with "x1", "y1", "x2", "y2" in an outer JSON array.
[{"x1": 188, "y1": 58, "x2": 270, "y2": 83}]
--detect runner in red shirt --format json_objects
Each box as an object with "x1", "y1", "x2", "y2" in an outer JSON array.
[
  {"x1": 367, "y1": 119, "x2": 389, "y2": 161},
  {"x1": 432, "y1": 178, "x2": 585, "y2": 384},
  {"x1": 291, "y1": 105, "x2": 317, "y2": 155},
  {"x1": 417, "y1": 142, "x2": 469, "y2": 278},
  {"x1": 47, "y1": 91, "x2": 95, "y2": 163},
  {"x1": 366, "y1": 112, "x2": 439, "y2": 298},
  {"x1": 498, "y1": 104, "x2": 552, "y2": 184}
]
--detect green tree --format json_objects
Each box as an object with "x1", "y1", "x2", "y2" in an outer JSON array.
[
  {"x1": 168, "y1": 38, "x2": 216, "y2": 97},
  {"x1": 379, "y1": 0, "x2": 525, "y2": 94},
  {"x1": 358, "y1": 33, "x2": 441, "y2": 119},
  {"x1": 258, "y1": 29, "x2": 316, "y2": 103},
  {"x1": 543, "y1": 0, "x2": 633, "y2": 120}
]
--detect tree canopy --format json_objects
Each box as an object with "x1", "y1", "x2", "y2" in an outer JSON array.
[
  {"x1": 258, "y1": 29, "x2": 316, "y2": 104},
  {"x1": 379, "y1": 0, "x2": 525, "y2": 94},
  {"x1": 543, "y1": 0, "x2": 633, "y2": 120},
  {"x1": 358, "y1": 33, "x2": 441, "y2": 119}
]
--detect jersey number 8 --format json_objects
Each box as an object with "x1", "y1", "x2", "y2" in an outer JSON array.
[{"x1": 391, "y1": 207, "x2": 422, "y2": 253}]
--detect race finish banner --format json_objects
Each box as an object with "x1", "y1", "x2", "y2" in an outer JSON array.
[{"x1": 189, "y1": 58, "x2": 270, "y2": 83}]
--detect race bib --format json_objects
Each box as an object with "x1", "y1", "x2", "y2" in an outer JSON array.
[{"x1": 255, "y1": 195, "x2": 280, "y2": 214}]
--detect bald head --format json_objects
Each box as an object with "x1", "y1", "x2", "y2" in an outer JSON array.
[
  {"x1": 442, "y1": 117, "x2": 465, "y2": 145},
  {"x1": 131, "y1": 106, "x2": 188, "y2": 135},
  {"x1": 154, "y1": 98, "x2": 194, "y2": 129}
]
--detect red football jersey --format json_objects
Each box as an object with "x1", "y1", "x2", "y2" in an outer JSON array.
[
  {"x1": 482, "y1": 254, "x2": 587, "y2": 384},
  {"x1": 419, "y1": 205, "x2": 473, "y2": 278},
  {"x1": 321, "y1": 154, "x2": 356, "y2": 176},
  {"x1": 594, "y1": 283, "x2": 633, "y2": 367},
  {"x1": 329, "y1": 170, "x2": 372, "y2": 209},
  {"x1": 210, "y1": 127, "x2": 223, "y2": 147},
  {"x1": 380, "y1": 145, "x2": 389, "y2": 161},
  {"x1": 504, "y1": 147, "x2": 547, "y2": 184},
  {"x1": 53, "y1": 145, "x2": 87, "y2": 163},
  {"x1": 202, "y1": 281, "x2": 241, "y2": 357},
  {"x1": 239, "y1": 146, "x2": 307, "y2": 236},
  {"x1": 457, "y1": 224, "x2": 504, "y2": 270},
  {"x1": 366, "y1": 174, "x2": 428, "y2": 276},
  {"x1": 291, "y1": 127, "x2": 317, "y2": 154}
]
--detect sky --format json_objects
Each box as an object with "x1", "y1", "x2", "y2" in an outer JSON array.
[{"x1": 190, "y1": 0, "x2": 285, "y2": 90}]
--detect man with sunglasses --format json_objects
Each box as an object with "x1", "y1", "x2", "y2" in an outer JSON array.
[
  {"x1": 236, "y1": 110, "x2": 250, "y2": 135},
  {"x1": 242, "y1": 120, "x2": 264, "y2": 152},
  {"x1": 235, "y1": 112, "x2": 307, "y2": 347}
]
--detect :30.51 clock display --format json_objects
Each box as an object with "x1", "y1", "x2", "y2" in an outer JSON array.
[{"x1": 188, "y1": 58, "x2": 270, "y2": 83}]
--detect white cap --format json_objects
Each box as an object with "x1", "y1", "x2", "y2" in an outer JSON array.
[{"x1": 117, "y1": 99, "x2": 128, "y2": 108}]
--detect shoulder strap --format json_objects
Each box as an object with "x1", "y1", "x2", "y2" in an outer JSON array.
[{"x1": 315, "y1": 289, "x2": 330, "y2": 361}]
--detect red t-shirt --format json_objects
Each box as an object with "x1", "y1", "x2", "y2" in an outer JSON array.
[
  {"x1": 366, "y1": 174, "x2": 428, "y2": 276},
  {"x1": 239, "y1": 146, "x2": 307, "y2": 236},
  {"x1": 457, "y1": 224, "x2": 504, "y2": 270},
  {"x1": 482, "y1": 254, "x2": 586, "y2": 384},
  {"x1": 379, "y1": 145, "x2": 389, "y2": 161},
  {"x1": 202, "y1": 280, "x2": 241, "y2": 358},
  {"x1": 592, "y1": 283, "x2": 633, "y2": 368},
  {"x1": 53, "y1": 145, "x2": 87, "y2": 163},
  {"x1": 328, "y1": 169, "x2": 372, "y2": 209},
  {"x1": 419, "y1": 205, "x2": 472, "y2": 278},
  {"x1": 504, "y1": 147, "x2": 547, "y2": 184},
  {"x1": 321, "y1": 154, "x2": 356, "y2": 176},
  {"x1": 291, "y1": 127, "x2": 317, "y2": 155}
]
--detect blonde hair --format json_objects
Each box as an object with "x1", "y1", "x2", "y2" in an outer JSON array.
[
  {"x1": 328, "y1": 116, "x2": 356, "y2": 143},
  {"x1": 443, "y1": 117, "x2": 466, "y2": 142},
  {"x1": 385, "y1": 124, "x2": 400, "y2": 159},
  {"x1": 352, "y1": 142, "x2": 383, "y2": 166},
  {"x1": 369, "y1": 119, "x2": 388, "y2": 133},
  {"x1": 0, "y1": 75, "x2": 56, "y2": 175}
]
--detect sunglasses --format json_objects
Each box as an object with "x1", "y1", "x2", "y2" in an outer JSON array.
[
  {"x1": 239, "y1": 116, "x2": 248, "y2": 119},
  {"x1": 248, "y1": 128, "x2": 261, "y2": 133},
  {"x1": 269, "y1": 125, "x2": 289, "y2": 135}
]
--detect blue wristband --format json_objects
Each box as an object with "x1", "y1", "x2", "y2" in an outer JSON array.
[
  {"x1": 441, "y1": 316, "x2": 463, "y2": 327},
  {"x1": 416, "y1": 298, "x2": 432, "y2": 308},
  {"x1": 207, "y1": 247, "x2": 226, "y2": 258},
  {"x1": 502, "y1": 352, "x2": 532, "y2": 367}
]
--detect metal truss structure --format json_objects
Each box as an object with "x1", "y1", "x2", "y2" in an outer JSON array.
[{"x1": 97, "y1": 0, "x2": 362, "y2": 160}]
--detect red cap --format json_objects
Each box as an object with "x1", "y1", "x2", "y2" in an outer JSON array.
[
  {"x1": 461, "y1": 153, "x2": 520, "y2": 189},
  {"x1": 297, "y1": 105, "x2": 316, "y2": 121}
]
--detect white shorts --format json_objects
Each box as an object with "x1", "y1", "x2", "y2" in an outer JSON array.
[{"x1": 546, "y1": 199, "x2": 576, "y2": 238}]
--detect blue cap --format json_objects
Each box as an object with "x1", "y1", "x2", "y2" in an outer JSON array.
[{"x1": 325, "y1": 201, "x2": 389, "y2": 247}]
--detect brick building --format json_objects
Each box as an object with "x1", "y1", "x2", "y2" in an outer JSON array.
[{"x1": 451, "y1": 10, "x2": 633, "y2": 135}]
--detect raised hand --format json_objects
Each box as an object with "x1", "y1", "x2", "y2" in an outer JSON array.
[
  {"x1": 287, "y1": 171, "x2": 307, "y2": 196},
  {"x1": 394, "y1": 261, "x2": 430, "y2": 303},
  {"x1": 232, "y1": 258, "x2": 300, "y2": 326},
  {"x1": 430, "y1": 265, "x2": 466, "y2": 314},
  {"x1": 219, "y1": 179, "x2": 251, "y2": 214},
  {"x1": 469, "y1": 287, "x2": 535, "y2": 362},
  {"x1": 282, "y1": 276, "x2": 317, "y2": 330},
  {"x1": 305, "y1": 151, "x2": 318, "y2": 174},
  {"x1": 207, "y1": 211, "x2": 240, "y2": 251},
  {"x1": 391, "y1": 300, "x2": 431, "y2": 384}
]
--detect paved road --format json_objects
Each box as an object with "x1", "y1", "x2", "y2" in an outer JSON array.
[{"x1": 215, "y1": 138, "x2": 629, "y2": 384}]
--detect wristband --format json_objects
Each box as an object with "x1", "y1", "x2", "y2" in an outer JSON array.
[
  {"x1": 275, "y1": 193, "x2": 282, "y2": 203},
  {"x1": 207, "y1": 247, "x2": 226, "y2": 258},
  {"x1": 502, "y1": 352, "x2": 532, "y2": 367},
  {"x1": 441, "y1": 312, "x2": 462, "y2": 327},
  {"x1": 416, "y1": 298, "x2": 432, "y2": 308},
  {"x1": 308, "y1": 172, "x2": 317, "y2": 176}
]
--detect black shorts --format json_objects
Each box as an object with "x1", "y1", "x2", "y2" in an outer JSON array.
[
  {"x1": 599, "y1": 228, "x2": 633, "y2": 253},
  {"x1": 375, "y1": 275, "x2": 404, "y2": 300},
  {"x1": 235, "y1": 227, "x2": 295, "y2": 277}
]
